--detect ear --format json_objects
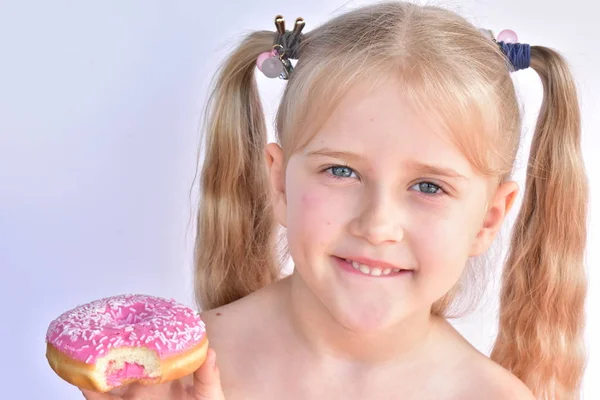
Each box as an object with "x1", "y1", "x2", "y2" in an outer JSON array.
[
  {"x1": 469, "y1": 181, "x2": 519, "y2": 256},
  {"x1": 264, "y1": 142, "x2": 287, "y2": 228}
]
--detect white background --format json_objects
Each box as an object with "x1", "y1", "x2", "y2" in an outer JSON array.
[{"x1": 0, "y1": 0, "x2": 597, "y2": 398}]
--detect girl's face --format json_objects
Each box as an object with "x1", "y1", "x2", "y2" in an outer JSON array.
[{"x1": 268, "y1": 79, "x2": 518, "y2": 333}]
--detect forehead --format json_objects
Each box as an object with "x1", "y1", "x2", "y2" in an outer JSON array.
[{"x1": 301, "y1": 79, "x2": 476, "y2": 179}]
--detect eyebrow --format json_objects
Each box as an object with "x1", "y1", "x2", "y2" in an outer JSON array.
[{"x1": 305, "y1": 147, "x2": 469, "y2": 180}]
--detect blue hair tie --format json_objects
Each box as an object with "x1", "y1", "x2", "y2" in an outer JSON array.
[{"x1": 497, "y1": 41, "x2": 531, "y2": 71}]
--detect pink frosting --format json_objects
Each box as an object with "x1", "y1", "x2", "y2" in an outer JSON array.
[
  {"x1": 107, "y1": 362, "x2": 147, "y2": 386},
  {"x1": 46, "y1": 294, "x2": 206, "y2": 364}
]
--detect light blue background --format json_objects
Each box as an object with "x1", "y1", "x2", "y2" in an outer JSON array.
[{"x1": 1, "y1": 0, "x2": 597, "y2": 398}]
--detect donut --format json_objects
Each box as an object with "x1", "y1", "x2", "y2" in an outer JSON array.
[{"x1": 45, "y1": 294, "x2": 208, "y2": 392}]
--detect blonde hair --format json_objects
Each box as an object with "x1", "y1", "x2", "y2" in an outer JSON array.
[{"x1": 193, "y1": 2, "x2": 589, "y2": 398}]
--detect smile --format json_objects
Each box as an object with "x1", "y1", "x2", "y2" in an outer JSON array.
[{"x1": 334, "y1": 257, "x2": 412, "y2": 277}]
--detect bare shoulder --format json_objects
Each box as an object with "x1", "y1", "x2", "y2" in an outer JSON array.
[
  {"x1": 434, "y1": 319, "x2": 535, "y2": 400},
  {"x1": 200, "y1": 281, "x2": 282, "y2": 346},
  {"x1": 199, "y1": 281, "x2": 285, "y2": 392},
  {"x1": 200, "y1": 289, "x2": 268, "y2": 359},
  {"x1": 200, "y1": 294, "x2": 258, "y2": 343},
  {"x1": 457, "y1": 351, "x2": 536, "y2": 400}
]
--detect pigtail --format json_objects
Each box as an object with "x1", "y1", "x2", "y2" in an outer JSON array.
[
  {"x1": 491, "y1": 46, "x2": 589, "y2": 399},
  {"x1": 193, "y1": 31, "x2": 282, "y2": 310}
]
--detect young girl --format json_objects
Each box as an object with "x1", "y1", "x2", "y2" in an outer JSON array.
[{"x1": 83, "y1": 1, "x2": 589, "y2": 399}]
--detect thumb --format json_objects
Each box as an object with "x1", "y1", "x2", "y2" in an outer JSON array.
[
  {"x1": 81, "y1": 388, "x2": 121, "y2": 399},
  {"x1": 191, "y1": 348, "x2": 225, "y2": 400}
]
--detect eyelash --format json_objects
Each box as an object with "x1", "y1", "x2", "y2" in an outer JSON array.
[{"x1": 321, "y1": 164, "x2": 448, "y2": 197}]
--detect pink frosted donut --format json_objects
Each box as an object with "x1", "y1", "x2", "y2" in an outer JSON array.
[{"x1": 45, "y1": 294, "x2": 208, "y2": 392}]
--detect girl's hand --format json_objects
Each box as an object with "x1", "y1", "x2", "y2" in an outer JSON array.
[{"x1": 81, "y1": 348, "x2": 225, "y2": 400}]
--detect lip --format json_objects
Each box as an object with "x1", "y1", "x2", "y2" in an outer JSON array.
[{"x1": 337, "y1": 255, "x2": 410, "y2": 271}]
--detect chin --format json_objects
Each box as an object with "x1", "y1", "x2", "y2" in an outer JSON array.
[{"x1": 328, "y1": 300, "x2": 404, "y2": 334}]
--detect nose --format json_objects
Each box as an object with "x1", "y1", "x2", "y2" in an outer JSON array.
[{"x1": 347, "y1": 188, "x2": 404, "y2": 245}]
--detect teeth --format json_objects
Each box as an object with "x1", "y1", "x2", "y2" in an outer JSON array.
[{"x1": 347, "y1": 260, "x2": 401, "y2": 276}]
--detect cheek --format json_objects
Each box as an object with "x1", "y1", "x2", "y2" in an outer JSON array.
[
  {"x1": 285, "y1": 182, "x2": 342, "y2": 253},
  {"x1": 410, "y1": 207, "x2": 473, "y2": 295}
]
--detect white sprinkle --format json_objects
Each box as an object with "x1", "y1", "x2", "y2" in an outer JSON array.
[
  {"x1": 95, "y1": 343, "x2": 103, "y2": 350},
  {"x1": 159, "y1": 332, "x2": 167, "y2": 345},
  {"x1": 85, "y1": 355, "x2": 93, "y2": 364}
]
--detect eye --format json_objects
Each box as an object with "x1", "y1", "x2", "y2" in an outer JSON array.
[
  {"x1": 410, "y1": 181, "x2": 446, "y2": 197},
  {"x1": 321, "y1": 165, "x2": 448, "y2": 197},
  {"x1": 324, "y1": 165, "x2": 357, "y2": 180}
]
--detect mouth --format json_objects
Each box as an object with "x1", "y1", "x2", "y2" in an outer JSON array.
[{"x1": 333, "y1": 256, "x2": 412, "y2": 278}]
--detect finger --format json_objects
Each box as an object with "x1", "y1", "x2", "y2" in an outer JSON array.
[
  {"x1": 107, "y1": 386, "x2": 129, "y2": 397},
  {"x1": 191, "y1": 348, "x2": 225, "y2": 400},
  {"x1": 81, "y1": 388, "x2": 120, "y2": 400}
]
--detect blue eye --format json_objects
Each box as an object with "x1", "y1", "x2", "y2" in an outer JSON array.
[
  {"x1": 325, "y1": 165, "x2": 356, "y2": 179},
  {"x1": 411, "y1": 182, "x2": 444, "y2": 197},
  {"x1": 321, "y1": 165, "x2": 447, "y2": 197}
]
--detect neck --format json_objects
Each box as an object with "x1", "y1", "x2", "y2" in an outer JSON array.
[{"x1": 281, "y1": 271, "x2": 439, "y2": 366}]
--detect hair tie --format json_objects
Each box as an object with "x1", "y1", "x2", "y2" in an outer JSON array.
[
  {"x1": 480, "y1": 28, "x2": 531, "y2": 71},
  {"x1": 497, "y1": 41, "x2": 531, "y2": 71},
  {"x1": 256, "y1": 15, "x2": 306, "y2": 80}
]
